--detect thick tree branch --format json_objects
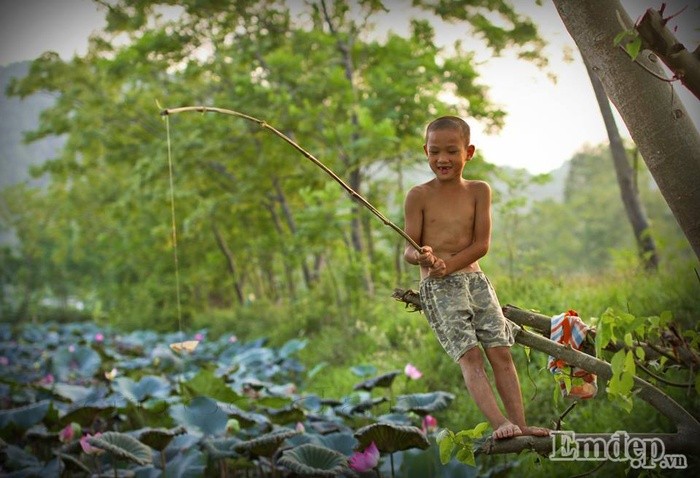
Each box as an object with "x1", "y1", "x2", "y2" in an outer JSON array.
[
  {"x1": 513, "y1": 328, "x2": 699, "y2": 436},
  {"x1": 500, "y1": 305, "x2": 696, "y2": 368},
  {"x1": 636, "y1": 7, "x2": 700, "y2": 100},
  {"x1": 475, "y1": 431, "x2": 698, "y2": 458}
]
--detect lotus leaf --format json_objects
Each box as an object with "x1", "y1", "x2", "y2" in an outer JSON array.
[
  {"x1": 51, "y1": 345, "x2": 102, "y2": 381},
  {"x1": 277, "y1": 338, "x2": 308, "y2": 359},
  {"x1": 0, "y1": 400, "x2": 50, "y2": 430},
  {"x1": 354, "y1": 423, "x2": 430, "y2": 454},
  {"x1": 392, "y1": 392, "x2": 455, "y2": 416},
  {"x1": 256, "y1": 395, "x2": 293, "y2": 409},
  {"x1": 1, "y1": 443, "x2": 41, "y2": 469},
  {"x1": 113, "y1": 375, "x2": 171, "y2": 403},
  {"x1": 169, "y1": 396, "x2": 228, "y2": 436},
  {"x1": 233, "y1": 428, "x2": 300, "y2": 458},
  {"x1": 88, "y1": 431, "x2": 152, "y2": 466},
  {"x1": 336, "y1": 396, "x2": 387, "y2": 416},
  {"x1": 377, "y1": 413, "x2": 414, "y2": 426},
  {"x1": 265, "y1": 405, "x2": 306, "y2": 425},
  {"x1": 277, "y1": 444, "x2": 349, "y2": 477},
  {"x1": 309, "y1": 420, "x2": 343, "y2": 435},
  {"x1": 318, "y1": 432, "x2": 357, "y2": 456},
  {"x1": 231, "y1": 347, "x2": 275, "y2": 369},
  {"x1": 218, "y1": 402, "x2": 271, "y2": 429},
  {"x1": 180, "y1": 368, "x2": 246, "y2": 405},
  {"x1": 161, "y1": 447, "x2": 206, "y2": 477},
  {"x1": 52, "y1": 382, "x2": 109, "y2": 404},
  {"x1": 201, "y1": 437, "x2": 246, "y2": 460},
  {"x1": 353, "y1": 370, "x2": 401, "y2": 391},
  {"x1": 137, "y1": 426, "x2": 186, "y2": 451}
]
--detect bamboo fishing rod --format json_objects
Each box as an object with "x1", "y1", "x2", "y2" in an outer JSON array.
[{"x1": 160, "y1": 106, "x2": 422, "y2": 251}]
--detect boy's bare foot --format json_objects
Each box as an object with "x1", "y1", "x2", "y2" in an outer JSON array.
[
  {"x1": 493, "y1": 421, "x2": 522, "y2": 440},
  {"x1": 521, "y1": 425, "x2": 550, "y2": 437}
]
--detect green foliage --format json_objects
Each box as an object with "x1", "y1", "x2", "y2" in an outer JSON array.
[
  {"x1": 607, "y1": 349, "x2": 636, "y2": 413},
  {"x1": 436, "y1": 422, "x2": 489, "y2": 466}
]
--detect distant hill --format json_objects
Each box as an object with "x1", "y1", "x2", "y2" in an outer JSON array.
[{"x1": 0, "y1": 61, "x2": 64, "y2": 189}]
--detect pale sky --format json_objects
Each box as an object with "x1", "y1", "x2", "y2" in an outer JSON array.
[{"x1": 1, "y1": 0, "x2": 698, "y2": 174}]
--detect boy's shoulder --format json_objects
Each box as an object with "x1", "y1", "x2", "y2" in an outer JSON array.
[
  {"x1": 464, "y1": 179, "x2": 491, "y2": 193},
  {"x1": 406, "y1": 179, "x2": 435, "y2": 196}
]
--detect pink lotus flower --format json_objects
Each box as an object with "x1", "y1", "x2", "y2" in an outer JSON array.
[
  {"x1": 422, "y1": 414, "x2": 438, "y2": 433},
  {"x1": 80, "y1": 433, "x2": 104, "y2": 455},
  {"x1": 68, "y1": 345, "x2": 76, "y2": 353},
  {"x1": 349, "y1": 441, "x2": 380, "y2": 472},
  {"x1": 404, "y1": 363, "x2": 423, "y2": 380},
  {"x1": 39, "y1": 374, "x2": 54, "y2": 386},
  {"x1": 194, "y1": 333, "x2": 205, "y2": 341},
  {"x1": 59, "y1": 423, "x2": 81, "y2": 443},
  {"x1": 228, "y1": 335, "x2": 238, "y2": 343},
  {"x1": 0, "y1": 356, "x2": 9, "y2": 366},
  {"x1": 295, "y1": 422, "x2": 305, "y2": 433},
  {"x1": 94, "y1": 332, "x2": 104, "y2": 343}
]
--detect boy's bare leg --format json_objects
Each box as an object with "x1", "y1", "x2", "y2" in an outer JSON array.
[
  {"x1": 457, "y1": 347, "x2": 521, "y2": 439},
  {"x1": 484, "y1": 346, "x2": 549, "y2": 437}
]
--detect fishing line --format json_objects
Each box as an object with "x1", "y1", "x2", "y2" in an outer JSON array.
[{"x1": 164, "y1": 115, "x2": 184, "y2": 334}]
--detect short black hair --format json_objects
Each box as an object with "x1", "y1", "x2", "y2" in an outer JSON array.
[{"x1": 425, "y1": 116, "x2": 471, "y2": 146}]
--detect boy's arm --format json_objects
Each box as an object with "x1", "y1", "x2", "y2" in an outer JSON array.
[
  {"x1": 403, "y1": 187, "x2": 423, "y2": 265},
  {"x1": 443, "y1": 181, "x2": 492, "y2": 275},
  {"x1": 403, "y1": 187, "x2": 439, "y2": 268}
]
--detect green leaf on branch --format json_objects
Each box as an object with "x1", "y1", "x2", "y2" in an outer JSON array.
[
  {"x1": 436, "y1": 428, "x2": 456, "y2": 465},
  {"x1": 436, "y1": 422, "x2": 487, "y2": 466},
  {"x1": 607, "y1": 350, "x2": 636, "y2": 413}
]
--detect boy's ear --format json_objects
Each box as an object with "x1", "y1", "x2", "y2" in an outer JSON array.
[
  {"x1": 423, "y1": 144, "x2": 429, "y2": 156},
  {"x1": 466, "y1": 144, "x2": 476, "y2": 160}
]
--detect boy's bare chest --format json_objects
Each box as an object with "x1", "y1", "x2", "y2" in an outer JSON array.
[{"x1": 422, "y1": 191, "x2": 476, "y2": 232}]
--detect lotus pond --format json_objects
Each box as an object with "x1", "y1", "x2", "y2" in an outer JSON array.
[{"x1": 0, "y1": 321, "x2": 487, "y2": 477}]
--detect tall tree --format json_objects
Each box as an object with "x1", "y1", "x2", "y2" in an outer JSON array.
[
  {"x1": 584, "y1": 59, "x2": 659, "y2": 270},
  {"x1": 552, "y1": 0, "x2": 700, "y2": 261}
]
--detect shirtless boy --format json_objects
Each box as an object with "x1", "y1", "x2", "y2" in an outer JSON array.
[{"x1": 403, "y1": 115, "x2": 548, "y2": 440}]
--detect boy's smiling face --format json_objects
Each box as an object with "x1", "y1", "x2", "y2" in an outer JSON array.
[{"x1": 424, "y1": 127, "x2": 475, "y2": 182}]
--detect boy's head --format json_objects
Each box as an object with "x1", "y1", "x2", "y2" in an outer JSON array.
[{"x1": 424, "y1": 116, "x2": 471, "y2": 147}]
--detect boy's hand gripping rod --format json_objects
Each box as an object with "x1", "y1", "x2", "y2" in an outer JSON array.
[{"x1": 161, "y1": 106, "x2": 422, "y2": 252}]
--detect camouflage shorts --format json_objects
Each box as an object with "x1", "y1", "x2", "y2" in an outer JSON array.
[{"x1": 419, "y1": 271, "x2": 516, "y2": 362}]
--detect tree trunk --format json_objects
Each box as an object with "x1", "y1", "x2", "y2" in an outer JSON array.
[
  {"x1": 553, "y1": 0, "x2": 700, "y2": 261},
  {"x1": 211, "y1": 220, "x2": 245, "y2": 305},
  {"x1": 584, "y1": 59, "x2": 659, "y2": 270},
  {"x1": 271, "y1": 176, "x2": 313, "y2": 289},
  {"x1": 320, "y1": 0, "x2": 375, "y2": 296}
]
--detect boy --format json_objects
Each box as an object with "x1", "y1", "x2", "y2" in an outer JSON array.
[{"x1": 403, "y1": 116, "x2": 548, "y2": 439}]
